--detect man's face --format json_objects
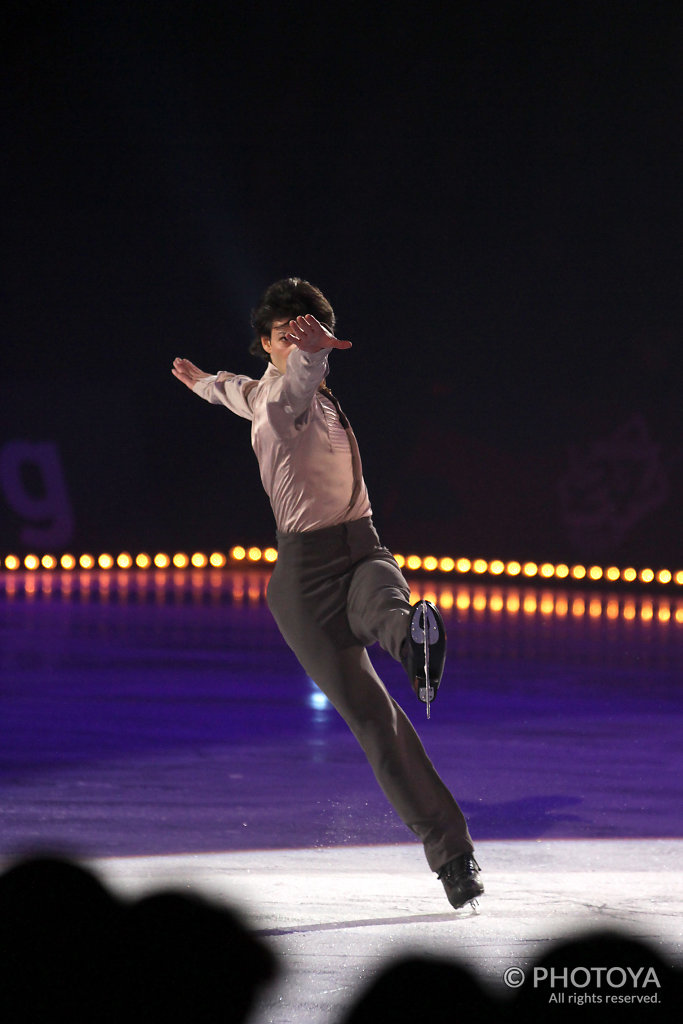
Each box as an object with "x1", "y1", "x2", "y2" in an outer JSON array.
[{"x1": 261, "y1": 319, "x2": 295, "y2": 374}]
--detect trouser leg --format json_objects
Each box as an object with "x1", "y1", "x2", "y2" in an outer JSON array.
[
  {"x1": 267, "y1": 550, "x2": 473, "y2": 871},
  {"x1": 346, "y1": 548, "x2": 412, "y2": 661}
]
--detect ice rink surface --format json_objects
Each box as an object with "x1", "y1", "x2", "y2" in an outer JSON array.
[
  {"x1": 1, "y1": 569, "x2": 681, "y2": 1020},
  {"x1": 92, "y1": 839, "x2": 682, "y2": 1022}
]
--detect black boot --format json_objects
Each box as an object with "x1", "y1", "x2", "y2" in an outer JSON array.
[
  {"x1": 437, "y1": 854, "x2": 484, "y2": 909},
  {"x1": 400, "y1": 600, "x2": 447, "y2": 705}
]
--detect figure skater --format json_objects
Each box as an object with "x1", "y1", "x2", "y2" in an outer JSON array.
[{"x1": 172, "y1": 278, "x2": 482, "y2": 909}]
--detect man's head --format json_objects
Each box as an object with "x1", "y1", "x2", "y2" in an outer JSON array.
[{"x1": 249, "y1": 278, "x2": 336, "y2": 369}]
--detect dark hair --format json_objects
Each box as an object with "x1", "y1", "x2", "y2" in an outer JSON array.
[{"x1": 248, "y1": 277, "x2": 336, "y2": 361}]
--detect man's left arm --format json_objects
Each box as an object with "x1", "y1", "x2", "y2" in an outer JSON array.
[{"x1": 268, "y1": 315, "x2": 352, "y2": 427}]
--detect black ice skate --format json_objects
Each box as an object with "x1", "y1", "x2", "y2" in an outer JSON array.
[
  {"x1": 438, "y1": 854, "x2": 484, "y2": 910},
  {"x1": 401, "y1": 600, "x2": 446, "y2": 719}
]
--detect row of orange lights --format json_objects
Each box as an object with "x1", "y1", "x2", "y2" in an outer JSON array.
[
  {"x1": 2, "y1": 548, "x2": 277, "y2": 572},
  {"x1": 394, "y1": 555, "x2": 683, "y2": 587},
  {"x1": 2, "y1": 549, "x2": 681, "y2": 586}
]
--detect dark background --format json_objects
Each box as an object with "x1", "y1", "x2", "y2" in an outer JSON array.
[{"x1": 2, "y1": 1, "x2": 681, "y2": 564}]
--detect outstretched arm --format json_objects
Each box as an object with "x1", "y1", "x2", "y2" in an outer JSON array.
[
  {"x1": 285, "y1": 315, "x2": 352, "y2": 353},
  {"x1": 172, "y1": 357, "x2": 257, "y2": 420}
]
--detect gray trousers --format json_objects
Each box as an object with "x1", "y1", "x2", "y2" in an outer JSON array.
[{"x1": 266, "y1": 516, "x2": 474, "y2": 872}]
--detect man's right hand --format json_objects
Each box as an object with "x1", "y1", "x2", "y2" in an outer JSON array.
[{"x1": 172, "y1": 357, "x2": 210, "y2": 390}]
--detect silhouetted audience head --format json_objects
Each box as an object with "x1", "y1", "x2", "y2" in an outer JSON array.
[
  {"x1": 336, "y1": 953, "x2": 506, "y2": 1023},
  {"x1": 0, "y1": 854, "x2": 277, "y2": 1023},
  {"x1": 510, "y1": 927, "x2": 682, "y2": 1022},
  {"x1": 0, "y1": 855, "x2": 122, "y2": 1022},
  {"x1": 122, "y1": 889, "x2": 277, "y2": 1022}
]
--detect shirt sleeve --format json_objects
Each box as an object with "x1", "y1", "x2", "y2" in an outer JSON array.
[
  {"x1": 265, "y1": 347, "x2": 331, "y2": 436},
  {"x1": 192, "y1": 372, "x2": 259, "y2": 421}
]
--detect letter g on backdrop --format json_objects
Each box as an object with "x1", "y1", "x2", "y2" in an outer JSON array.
[{"x1": 0, "y1": 441, "x2": 74, "y2": 549}]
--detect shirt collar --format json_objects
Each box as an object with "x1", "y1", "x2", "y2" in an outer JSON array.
[{"x1": 261, "y1": 362, "x2": 281, "y2": 380}]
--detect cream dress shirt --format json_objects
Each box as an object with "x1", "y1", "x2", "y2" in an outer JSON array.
[{"x1": 193, "y1": 347, "x2": 372, "y2": 533}]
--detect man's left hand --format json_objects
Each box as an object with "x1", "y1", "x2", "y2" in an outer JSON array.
[{"x1": 285, "y1": 315, "x2": 352, "y2": 353}]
